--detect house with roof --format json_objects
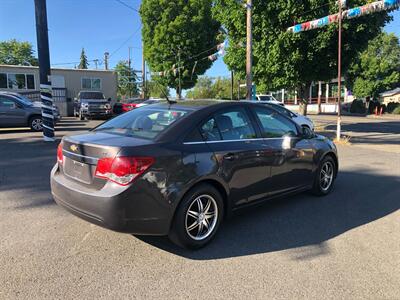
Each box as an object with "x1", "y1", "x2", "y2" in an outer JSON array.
[{"x1": 380, "y1": 88, "x2": 400, "y2": 104}]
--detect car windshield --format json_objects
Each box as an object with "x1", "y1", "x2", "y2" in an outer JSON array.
[
  {"x1": 80, "y1": 92, "x2": 104, "y2": 99},
  {"x1": 93, "y1": 107, "x2": 189, "y2": 140}
]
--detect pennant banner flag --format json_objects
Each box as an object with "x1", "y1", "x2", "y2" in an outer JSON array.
[
  {"x1": 150, "y1": 41, "x2": 227, "y2": 77},
  {"x1": 288, "y1": 0, "x2": 400, "y2": 33}
]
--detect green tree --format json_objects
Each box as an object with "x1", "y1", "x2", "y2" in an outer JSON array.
[
  {"x1": 0, "y1": 39, "x2": 38, "y2": 66},
  {"x1": 144, "y1": 79, "x2": 170, "y2": 99},
  {"x1": 186, "y1": 75, "x2": 246, "y2": 99},
  {"x1": 78, "y1": 48, "x2": 89, "y2": 69},
  {"x1": 186, "y1": 76, "x2": 214, "y2": 99},
  {"x1": 347, "y1": 32, "x2": 400, "y2": 99},
  {"x1": 140, "y1": 0, "x2": 221, "y2": 98},
  {"x1": 213, "y1": 0, "x2": 391, "y2": 104},
  {"x1": 115, "y1": 60, "x2": 139, "y2": 98}
]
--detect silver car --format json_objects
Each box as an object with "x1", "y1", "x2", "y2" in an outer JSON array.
[{"x1": 0, "y1": 92, "x2": 49, "y2": 131}]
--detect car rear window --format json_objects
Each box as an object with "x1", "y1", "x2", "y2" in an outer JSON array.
[{"x1": 93, "y1": 107, "x2": 189, "y2": 140}]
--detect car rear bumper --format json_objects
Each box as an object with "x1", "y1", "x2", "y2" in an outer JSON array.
[{"x1": 50, "y1": 164, "x2": 171, "y2": 235}]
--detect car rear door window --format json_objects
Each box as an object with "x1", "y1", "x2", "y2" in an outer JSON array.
[
  {"x1": 200, "y1": 118, "x2": 221, "y2": 141},
  {"x1": 253, "y1": 106, "x2": 298, "y2": 138},
  {"x1": 214, "y1": 108, "x2": 257, "y2": 140}
]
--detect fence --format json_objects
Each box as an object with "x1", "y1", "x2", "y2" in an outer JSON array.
[{"x1": 20, "y1": 88, "x2": 70, "y2": 116}]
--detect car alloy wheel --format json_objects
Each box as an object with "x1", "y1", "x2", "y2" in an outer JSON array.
[
  {"x1": 31, "y1": 118, "x2": 43, "y2": 131},
  {"x1": 185, "y1": 194, "x2": 218, "y2": 241},
  {"x1": 319, "y1": 161, "x2": 334, "y2": 191}
]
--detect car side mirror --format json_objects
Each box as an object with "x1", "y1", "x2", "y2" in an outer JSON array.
[
  {"x1": 107, "y1": 98, "x2": 111, "y2": 102},
  {"x1": 302, "y1": 126, "x2": 314, "y2": 139}
]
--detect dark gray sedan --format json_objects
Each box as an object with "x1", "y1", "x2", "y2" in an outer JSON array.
[
  {"x1": 51, "y1": 100, "x2": 338, "y2": 249},
  {"x1": 0, "y1": 92, "x2": 44, "y2": 131}
]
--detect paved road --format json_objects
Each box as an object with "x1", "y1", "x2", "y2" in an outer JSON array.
[
  {"x1": 0, "y1": 117, "x2": 399, "y2": 299},
  {"x1": 310, "y1": 114, "x2": 400, "y2": 153}
]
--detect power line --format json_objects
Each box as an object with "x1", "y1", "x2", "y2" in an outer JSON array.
[
  {"x1": 109, "y1": 24, "x2": 142, "y2": 58},
  {"x1": 114, "y1": 0, "x2": 139, "y2": 13},
  {"x1": 51, "y1": 25, "x2": 141, "y2": 67}
]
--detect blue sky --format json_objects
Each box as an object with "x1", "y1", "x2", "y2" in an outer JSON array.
[{"x1": 0, "y1": 0, "x2": 399, "y2": 80}]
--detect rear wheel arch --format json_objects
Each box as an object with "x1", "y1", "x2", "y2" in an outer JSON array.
[
  {"x1": 169, "y1": 180, "x2": 226, "y2": 248},
  {"x1": 170, "y1": 179, "x2": 229, "y2": 229}
]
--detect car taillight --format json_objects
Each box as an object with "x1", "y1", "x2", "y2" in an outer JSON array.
[
  {"x1": 95, "y1": 156, "x2": 154, "y2": 186},
  {"x1": 57, "y1": 142, "x2": 64, "y2": 165}
]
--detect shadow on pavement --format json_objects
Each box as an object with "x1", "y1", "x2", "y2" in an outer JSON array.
[
  {"x1": 0, "y1": 121, "x2": 91, "y2": 135},
  {"x1": 0, "y1": 138, "x2": 59, "y2": 210},
  {"x1": 137, "y1": 169, "x2": 400, "y2": 260},
  {"x1": 326, "y1": 121, "x2": 400, "y2": 135}
]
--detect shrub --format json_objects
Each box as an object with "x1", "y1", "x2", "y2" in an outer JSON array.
[
  {"x1": 350, "y1": 99, "x2": 366, "y2": 114},
  {"x1": 392, "y1": 106, "x2": 400, "y2": 114},
  {"x1": 387, "y1": 102, "x2": 400, "y2": 113}
]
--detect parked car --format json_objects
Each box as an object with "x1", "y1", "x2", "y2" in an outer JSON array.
[
  {"x1": 73, "y1": 91, "x2": 112, "y2": 120},
  {"x1": 113, "y1": 98, "x2": 145, "y2": 115},
  {"x1": 31, "y1": 100, "x2": 61, "y2": 123},
  {"x1": 248, "y1": 101, "x2": 315, "y2": 131},
  {"x1": 256, "y1": 94, "x2": 284, "y2": 106},
  {"x1": 136, "y1": 98, "x2": 163, "y2": 107},
  {"x1": 51, "y1": 100, "x2": 338, "y2": 249},
  {"x1": 1, "y1": 91, "x2": 61, "y2": 123},
  {"x1": 0, "y1": 92, "x2": 59, "y2": 131}
]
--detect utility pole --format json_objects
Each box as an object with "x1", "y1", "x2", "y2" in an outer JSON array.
[
  {"x1": 178, "y1": 49, "x2": 182, "y2": 99},
  {"x1": 34, "y1": 0, "x2": 54, "y2": 142},
  {"x1": 141, "y1": 42, "x2": 146, "y2": 99},
  {"x1": 336, "y1": 0, "x2": 343, "y2": 141},
  {"x1": 128, "y1": 47, "x2": 132, "y2": 98},
  {"x1": 104, "y1": 52, "x2": 109, "y2": 70},
  {"x1": 245, "y1": 0, "x2": 253, "y2": 100},
  {"x1": 94, "y1": 59, "x2": 99, "y2": 69},
  {"x1": 231, "y1": 71, "x2": 234, "y2": 100}
]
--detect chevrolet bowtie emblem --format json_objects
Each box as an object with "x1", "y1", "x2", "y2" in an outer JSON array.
[{"x1": 70, "y1": 144, "x2": 78, "y2": 152}]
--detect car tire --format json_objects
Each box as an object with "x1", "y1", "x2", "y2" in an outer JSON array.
[
  {"x1": 311, "y1": 156, "x2": 336, "y2": 196},
  {"x1": 29, "y1": 116, "x2": 43, "y2": 132},
  {"x1": 169, "y1": 184, "x2": 224, "y2": 249}
]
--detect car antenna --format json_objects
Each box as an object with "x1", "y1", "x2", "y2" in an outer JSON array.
[{"x1": 154, "y1": 80, "x2": 177, "y2": 105}]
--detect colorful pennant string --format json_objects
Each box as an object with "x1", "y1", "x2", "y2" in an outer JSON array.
[{"x1": 288, "y1": 0, "x2": 400, "y2": 33}]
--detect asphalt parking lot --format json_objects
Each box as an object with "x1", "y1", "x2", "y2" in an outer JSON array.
[{"x1": 0, "y1": 116, "x2": 399, "y2": 299}]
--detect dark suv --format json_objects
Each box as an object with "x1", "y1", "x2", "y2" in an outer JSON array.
[{"x1": 73, "y1": 91, "x2": 112, "y2": 120}]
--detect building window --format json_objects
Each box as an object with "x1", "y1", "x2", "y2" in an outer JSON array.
[
  {"x1": 0, "y1": 73, "x2": 35, "y2": 90},
  {"x1": 26, "y1": 74, "x2": 35, "y2": 89},
  {"x1": 82, "y1": 77, "x2": 101, "y2": 90},
  {"x1": 0, "y1": 73, "x2": 7, "y2": 88}
]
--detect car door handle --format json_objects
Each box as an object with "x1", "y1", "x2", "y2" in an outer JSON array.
[{"x1": 223, "y1": 153, "x2": 236, "y2": 161}]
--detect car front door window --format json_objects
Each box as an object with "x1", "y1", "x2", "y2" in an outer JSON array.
[{"x1": 253, "y1": 107, "x2": 298, "y2": 138}]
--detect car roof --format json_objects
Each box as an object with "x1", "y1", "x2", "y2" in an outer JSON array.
[{"x1": 149, "y1": 99, "x2": 239, "y2": 110}]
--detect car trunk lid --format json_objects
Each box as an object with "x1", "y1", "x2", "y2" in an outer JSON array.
[{"x1": 61, "y1": 132, "x2": 153, "y2": 185}]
